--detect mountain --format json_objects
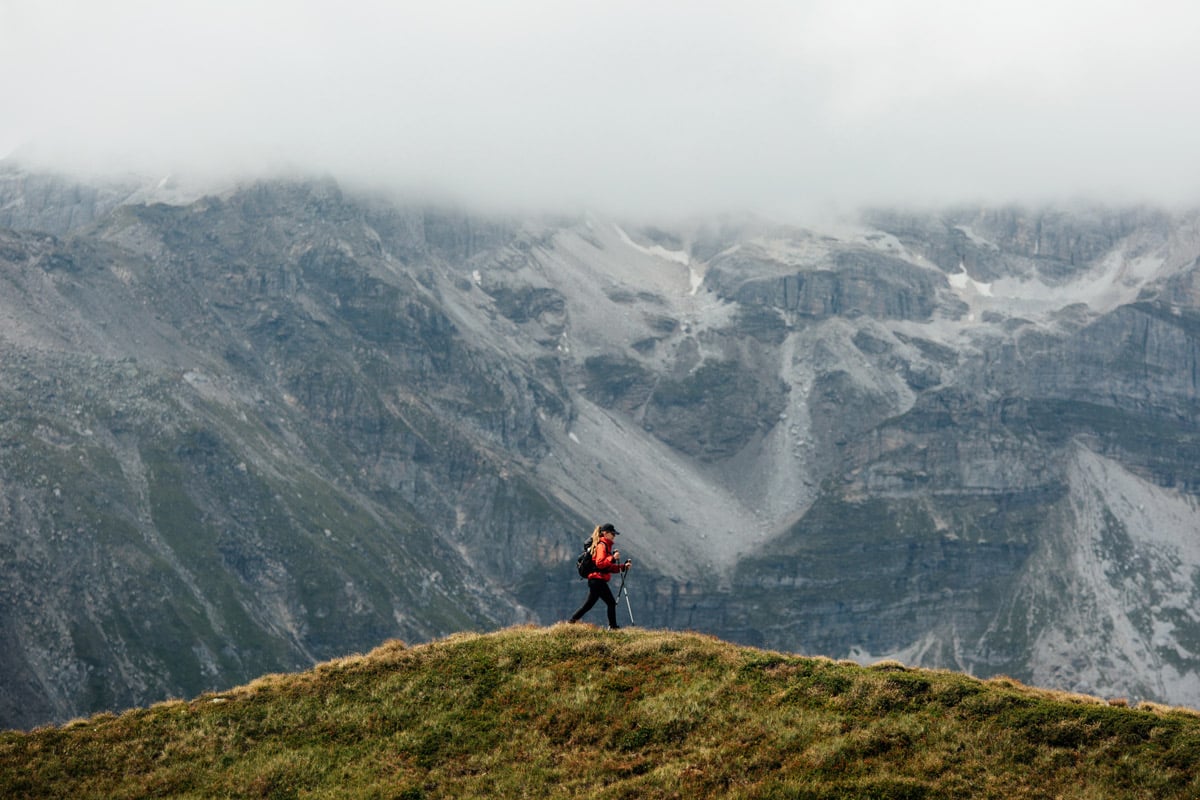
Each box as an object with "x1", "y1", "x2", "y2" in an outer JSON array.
[
  {"x1": 3, "y1": 161, "x2": 1200, "y2": 728},
  {"x1": 3, "y1": 626, "x2": 1199, "y2": 799}
]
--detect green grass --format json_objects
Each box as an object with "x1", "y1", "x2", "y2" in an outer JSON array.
[{"x1": 3, "y1": 626, "x2": 1199, "y2": 799}]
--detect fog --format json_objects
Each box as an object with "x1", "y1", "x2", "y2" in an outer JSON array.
[{"x1": 3, "y1": 0, "x2": 1199, "y2": 217}]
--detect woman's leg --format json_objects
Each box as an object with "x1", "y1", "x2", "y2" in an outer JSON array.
[
  {"x1": 597, "y1": 582, "x2": 619, "y2": 628},
  {"x1": 570, "y1": 579, "x2": 606, "y2": 621}
]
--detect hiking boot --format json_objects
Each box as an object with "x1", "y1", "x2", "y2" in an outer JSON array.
[{"x1": 608, "y1": 625, "x2": 621, "y2": 630}]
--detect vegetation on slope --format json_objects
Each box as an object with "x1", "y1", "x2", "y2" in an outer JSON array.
[{"x1": 2, "y1": 625, "x2": 1199, "y2": 799}]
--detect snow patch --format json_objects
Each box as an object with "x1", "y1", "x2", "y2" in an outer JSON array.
[
  {"x1": 948, "y1": 264, "x2": 993, "y2": 297},
  {"x1": 987, "y1": 251, "x2": 1165, "y2": 316},
  {"x1": 614, "y1": 225, "x2": 691, "y2": 266},
  {"x1": 946, "y1": 247, "x2": 1167, "y2": 327}
]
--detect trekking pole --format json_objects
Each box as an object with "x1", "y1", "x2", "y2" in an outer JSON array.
[{"x1": 617, "y1": 567, "x2": 635, "y2": 626}]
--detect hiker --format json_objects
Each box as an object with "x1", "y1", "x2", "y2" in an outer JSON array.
[{"x1": 568, "y1": 523, "x2": 631, "y2": 629}]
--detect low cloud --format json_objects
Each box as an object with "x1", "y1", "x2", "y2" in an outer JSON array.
[{"x1": 4, "y1": 0, "x2": 1199, "y2": 217}]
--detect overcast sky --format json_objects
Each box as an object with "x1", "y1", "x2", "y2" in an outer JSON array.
[{"x1": 2, "y1": 0, "x2": 1198, "y2": 217}]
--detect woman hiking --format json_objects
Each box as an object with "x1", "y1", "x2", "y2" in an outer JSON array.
[{"x1": 568, "y1": 523, "x2": 631, "y2": 629}]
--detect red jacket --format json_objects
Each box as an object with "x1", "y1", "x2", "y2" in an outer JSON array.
[{"x1": 588, "y1": 538, "x2": 624, "y2": 582}]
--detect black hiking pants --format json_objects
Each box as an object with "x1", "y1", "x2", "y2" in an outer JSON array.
[{"x1": 571, "y1": 578, "x2": 618, "y2": 627}]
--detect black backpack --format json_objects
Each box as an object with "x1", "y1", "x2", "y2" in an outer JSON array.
[{"x1": 575, "y1": 539, "x2": 596, "y2": 579}]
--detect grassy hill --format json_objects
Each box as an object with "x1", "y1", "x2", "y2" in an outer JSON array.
[{"x1": 2, "y1": 626, "x2": 1199, "y2": 799}]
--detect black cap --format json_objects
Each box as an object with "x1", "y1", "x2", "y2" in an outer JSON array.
[{"x1": 599, "y1": 523, "x2": 620, "y2": 535}]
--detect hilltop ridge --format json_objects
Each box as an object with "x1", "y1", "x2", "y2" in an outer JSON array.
[{"x1": 3, "y1": 626, "x2": 1199, "y2": 799}]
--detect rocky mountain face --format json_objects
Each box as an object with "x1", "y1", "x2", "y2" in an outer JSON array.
[{"x1": 3, "y1": 162, "x2": 1200, "y2": 728}]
